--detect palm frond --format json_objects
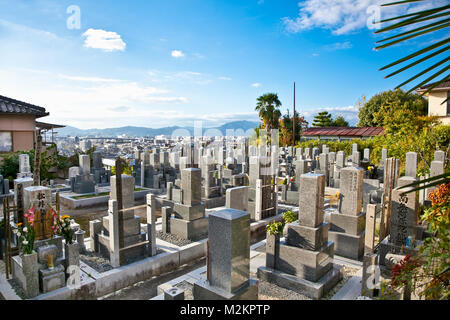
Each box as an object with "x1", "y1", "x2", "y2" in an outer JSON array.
[
  {"x1": 376, "y1": 1, "x2": 449, "y2": 93},
  {"x1": 398, "y1": 172, "x2": 450, "y2": 194},
  {"x1": 384, "y1": 45, "x2": 450, "y2": 78}
]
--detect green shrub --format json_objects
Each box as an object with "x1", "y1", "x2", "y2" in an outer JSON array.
[
  {"x1": 282, "y1": 210, "x2": 296, "y2": 224},
  {"x1": 267, "y1": 221, "x2": 284, "y2": 236}
]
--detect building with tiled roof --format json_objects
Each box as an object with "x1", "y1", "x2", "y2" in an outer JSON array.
[
  {"x1": 417, "y1": 80, "x2": 450, "y2": 125},
  {"x1": 0, "y1": 95, "x2": 62, "y2": 153},
  {"x1": 300, "y1": 127, "x2": 384, "y2": 142}
]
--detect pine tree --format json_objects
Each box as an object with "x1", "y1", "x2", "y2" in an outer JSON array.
[{"x1": 312, "y1": 111, "x2": 333, "y2": 127}]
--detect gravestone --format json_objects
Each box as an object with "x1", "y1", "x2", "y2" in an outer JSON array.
[
  {"x1": 390, "y1": 177, "x2": 418, "y2": 248},
  {"x1": 405, "y1": 152, "x2": 417, "y2": 178},
  {"x1": 258, "y1": 173, "x2": 341, "y2": 299},
  {"x1": 328, "y1": 167, "x2": 365, "y2": 260},
  {"x1": 96, "y1": 175, "x2": 147, "y2": 265},
  {"x1": 226, "y1": 186, "x2": 248, "y2": 212},
  {"x1": 17, "y1": 154, "x2": 33, "y2": 179},
  {"x1": 434, "y1": 150, "x2": 445, "y2": 162},
  {"x1": 92, "y1": 152, "x2": 108, "y2": 184},
  {"x1": 168, "y1": 168, "x2": 208, "y2": 240},
  {"x1": 247, "y1": 156, "x2": 276, "y2": 221},
  {"x1": 379, "y1": 176, "x2": 420, "y2": 266},
  {"x1": 71, "y1": 155, "x2": 95, "y2": 194},
  {"x1": 193, "y1": 208, "x2": 258, "y2": 300},
  {"x1": 14, "y1": 177, "x2": 34, "y2": 224}
]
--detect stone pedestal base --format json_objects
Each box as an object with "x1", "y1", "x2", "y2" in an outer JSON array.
[
  {"x1": 39, "y1": 265, "x2": 65, "y2": 293},
  {"x1": 257, "y1": 264, "x2": 342, "y2": 300},
  {"x1": 328, "y1": 230, "x2": 365, "y2": 260},
  {"x1": 170, "y1": 217, "x2": 208, "y2": 241},
  {"x1": 203, "y1": 196, "x2": 226, "y2": 209},
  {"x1": 277, "y1": 240, "x2": 334, "y2": 282},
  {"x1": 329, "y1": 212, "x2": 366, "y2": 236},
  {"x1": 193, "y1": 278, "x2": 258, "y2": 300},
  {"x1": 174, "y1": 203, "x2": 205, "y2": 221}
]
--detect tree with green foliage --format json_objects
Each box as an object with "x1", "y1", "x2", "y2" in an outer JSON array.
[
  {"x1": 358, "y1": 89, "x2": 427, "y2": 127},
  {"x1": 279, "y1": 110, "x2": 309, "y2": 146},
  {"x1": 332, "y1": 116, "x2": 349, "y2": 127},
  {"x1": 255, "y1": 93, "x2": 282, "y2": 138},
  {"x1": 312, "y1": 111, "x2": 333, "y2": 127}
]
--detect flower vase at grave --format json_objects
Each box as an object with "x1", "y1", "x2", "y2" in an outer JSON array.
[{"x1": 21, "y1": 251, "x2": 39, "y2": 298}]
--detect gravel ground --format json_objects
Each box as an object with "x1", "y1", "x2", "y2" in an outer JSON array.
[
  {"x1": 81, "y1": 249, "x2": 165, "y2": 273},
  {"x1": 157, "y1": 231, "x2": 206, "y2": 247},
  {"x1": 80, "y1": 252, "x2": 114, "y2": 273},
  {"x1": 256, "y1": 265, "x2": 359, "y2": 300}
]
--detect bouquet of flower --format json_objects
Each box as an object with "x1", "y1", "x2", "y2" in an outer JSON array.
[
  {"x1": 13, "y1": 207, "x2": 36, "y2": 255},
  {"x1": 56, "y1": 215, "x2": 76, "y2": 244}
]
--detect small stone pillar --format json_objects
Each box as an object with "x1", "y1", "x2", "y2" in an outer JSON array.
[
  {"x1": 108, "y1": 200, "x2": 120, "y2": 268},
  {"x1": 21, "y1": 252, "x2": 39, "y2": 299},
  {"x1": 75, "y1": 230, "x2": 86, "y2": 253},
  {"x1": 162, "y1": 206, "x2": 172, "y2": 234},
  {"x1": 361, "y1": 253, "x2": 379, "y2": 298},
  {"x1": 147, "y1": 194, "x2": 157, "y2": 256},
  {"x1": 167, "y1": 182, "x2": 173, "y2": 200},
  {"x1": 89, "y1": 219, "x2": 102, "y2": 253},
  {"x1": 255, "y1": 179, "x2": 263, "y2": 221}
]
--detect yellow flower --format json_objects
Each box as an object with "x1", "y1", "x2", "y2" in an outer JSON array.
[
  {"x1": 17, "y1": 223, "x2": 23, "y2": 227},
  {"x1": 61, "y1": 215, "x2": 71, "y2": 220},
  {"x1": 335, "y1": 192, "x2": 340, "y2": 199}
]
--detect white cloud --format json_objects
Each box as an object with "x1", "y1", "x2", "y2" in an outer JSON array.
[
  {"x1": 218, "y1": 76, "x2": 232, "y2": 81},
  {"x1": 147, "y1": 70, "x2": 212, "y2": 85},
  {"x1": 171, "y1": 50, "x2": 185, "y2": 58},
  {"x1": 0, "y1": 19, "x2": 59, "y2": 40},
  {"x1": 282, "y1": 0, "x2": 447, "y2": 35},
  {"x1": 251, "y1": 83, "x2": 262, "y2": 87},
  {"x1": 82, "y1": 28, "x2": 126, "y2": 52},
  {"x1": 59, "y1": 74, "x2": 123, "y2": 83},
  {"x1": 324, "y1": 41, "x2": 353, "y2": 51},
  {"x1": 108, "y1": 106, "x2": 131, "y2": 112}
]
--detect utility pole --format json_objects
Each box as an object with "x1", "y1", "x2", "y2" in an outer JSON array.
[{"x1": 293, "y1": 82, "x2": 296, "y2": 146}]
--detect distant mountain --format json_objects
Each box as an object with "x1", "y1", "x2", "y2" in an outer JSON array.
[{"x1": 56, "y1": 121, "x2": 260, "y2": 137}]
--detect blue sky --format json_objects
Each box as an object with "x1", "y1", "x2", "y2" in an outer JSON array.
[{"x1": 0, "y1": 0, "x2": 447, "y2": 129}]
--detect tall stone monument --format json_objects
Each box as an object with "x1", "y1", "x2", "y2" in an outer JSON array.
[
  {"x1": 328, "y1": 167, "x2": 366, "y2": 260},
  {"x1": 258, "y1": 173, "x2": 342, "y2": 299},
  {"x1": 193, "y1": 208, "x2": 258, "y2": 300}
]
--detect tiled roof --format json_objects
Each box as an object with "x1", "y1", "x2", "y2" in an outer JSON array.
[
  {"x1": 417, "y1": 80, "x2": 450, "y2": 92},
  {"x1": 0, "y1": 95, "x2": 49, "y2": 118},
  {"x1": 301, "y1": 127, "x2": 384, "y2": 137}
]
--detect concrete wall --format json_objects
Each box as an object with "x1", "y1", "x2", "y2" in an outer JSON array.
[{"x1": 428, "y1": 90, "x2": 450, "y2": 125}]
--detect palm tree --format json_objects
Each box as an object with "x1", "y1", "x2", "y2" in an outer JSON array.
[
  {"x1": 375, "y1": 0, "x2": 450, "y2": 192},
  {"x1": 255, "y1": 93, "x2": 282, "y2": 140}
]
